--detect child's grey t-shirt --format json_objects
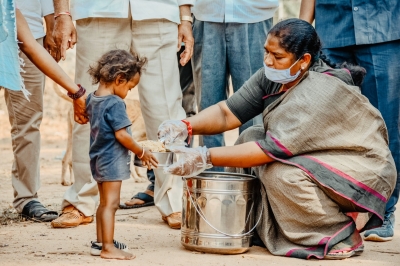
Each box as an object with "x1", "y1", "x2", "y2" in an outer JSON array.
[{"x1": 86, "y1": 93, "x2": 132, "y2": 182}]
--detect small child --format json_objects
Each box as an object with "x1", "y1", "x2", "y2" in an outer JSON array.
[{"x1": 86, "y1": 49, "x2": 158, "y2": 260}]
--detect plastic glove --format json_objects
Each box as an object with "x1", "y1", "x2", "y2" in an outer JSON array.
[
  {"x1": 158, "y1": 120, "x2": 188, "y2": 147},
  {"x1": 164, "y1": 146, "x2": 213, "y2": 177}
]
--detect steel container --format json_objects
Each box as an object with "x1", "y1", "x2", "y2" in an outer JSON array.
[{"x1": 181, "y1": 171, "x2": 258, "y2": 254}]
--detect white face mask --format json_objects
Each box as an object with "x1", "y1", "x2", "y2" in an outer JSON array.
[{"x1": 263, "y1": 57, "x2": 302, "y2": 84}]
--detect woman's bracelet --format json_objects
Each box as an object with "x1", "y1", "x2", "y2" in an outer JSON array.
[
  {"x1": 138, "y1": 147, "x2": 145, "y2": 159},
  {"x1": 67, "y1": 84, "x2": 86, "y2": 100},
  {"x1": 54, "y1": 12, "x2": 72, "y2": 19},
  {"x1": 181, "y1": 119, "x2": 193, "y2": 145}
]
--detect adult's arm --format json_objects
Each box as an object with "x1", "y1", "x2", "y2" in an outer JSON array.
[
  {"x1": 186, "y1": 69, "x2": 268, "y2": 135},
  {"x1": 16, "y1": 9, "x2": 87, "y2": 124},
  {"x1": 210, "y1": 142, "x2": 274, "y2": 168},
  {"x1": 299, "y1": 0, "x2": 315, "y2": 23},
  {"x1": 183, "y1": 74, "x2": 274, "y2": 167},
  {"x1": 167, "y1": 142, "x2": 274, "y2": 176},
  {"x1": 187, "y1": 105, "x2": 273, "y2": 167},
  {"x1": 158, "y1": 100, "x2": 242, "y2": 145},
  {"x1": 186, "y1": 101, "x2": 242, "y2": 135},
  {"x1": 52, "y1": 0, "x2": 76, "y2": 61},
  {"x1": 178, "y1": 3, "x2": 194, "y2": 66}
]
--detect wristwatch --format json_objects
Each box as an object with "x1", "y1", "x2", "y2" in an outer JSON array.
[{"x1": 180, "y1": 15, "x2": 193, "y2": 23}]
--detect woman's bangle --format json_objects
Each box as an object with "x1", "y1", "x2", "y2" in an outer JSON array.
[
  {"x1": 54, "y1": 12, "x2": 72, "y2": 19},
  {"x1": 67, "y1": 84, "x2": 86, "y2": 100},
  {"x1": 138, "y1": 147, "x2": 145, "y2": 159},
  {"x1": 181, "y1": 119, "x2": 192, "y2": 145}
]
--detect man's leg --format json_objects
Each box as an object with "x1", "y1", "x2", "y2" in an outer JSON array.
[
  {"x1": 226, "y1": 18, "x2": 273, "y2": 131},
  {"x1": 52, "y1": 17, "x2": 132, "y2": 228},
  {"x1": 192, "y1": 20, "x2": 228, "y2": 171},
  {"x1": 353, "y1": 41, "x2": 400, "y2": 241},
  {"x1": 4, "y1": 38, "x2": 57, "y2": 221},
  {"x1": 131, "y1": 19, "x2": 186, "y2": 225}
]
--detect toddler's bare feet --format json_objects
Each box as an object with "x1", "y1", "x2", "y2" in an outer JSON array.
[{"x1": 100, "y1": 246, "x2": 135, "y2": 260}]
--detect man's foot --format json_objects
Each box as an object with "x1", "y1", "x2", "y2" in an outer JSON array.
[
  {"x1": 162, "y1": 212, "x2": 181, "y2": 229},
  {"x1": 51, "y1": 205, "x2": 93, "y2": 228},
  {"x1": 364, "y1": 213, "x2": 395, "y2": 242},
  {"x1": 21, "y1": 200, "x2": 58, "y2": 222},
  {"x1": 90, "y1": 240, "x2": 128, "y2": 256},
  {"x1": 120, "y1": 190, "x2": 154, "y2": 209},
  {"x1": 100, "y1": 245, "x2": 135, "y2": 260}
]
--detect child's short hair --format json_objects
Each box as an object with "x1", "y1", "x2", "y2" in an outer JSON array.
[{"x1": 88, "y1": 49, "x2": 147, "y2": 85}]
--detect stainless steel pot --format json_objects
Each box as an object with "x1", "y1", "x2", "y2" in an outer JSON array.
[{"x1": 181, "y1": 171, "x2": 259, "y2": 254}]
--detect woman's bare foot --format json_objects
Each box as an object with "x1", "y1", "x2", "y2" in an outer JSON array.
[
  {"x1": 124, "y1": 189, "x2": 154, "y2": 206},
  {"x1": 100, "y1": 246, "x2": 135, "y2": 260}
]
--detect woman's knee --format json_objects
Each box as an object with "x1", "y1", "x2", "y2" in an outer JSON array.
[{"x1": 261, "y1": 162, "x2": 302, "y2": 192}]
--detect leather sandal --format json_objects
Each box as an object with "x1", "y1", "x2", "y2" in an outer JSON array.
[
  {"x1": 162, "y1": 212, "x2": 181, "y2": 229},
  {"x1": 119, "y1": 192, "x2": 154, "y2": 209},
  {"x1": 21, "y1": 200, "x2": 58, "y2": 222},
  {"x1": 51, "y1": 205, "x2": 93, "y2": 228}
]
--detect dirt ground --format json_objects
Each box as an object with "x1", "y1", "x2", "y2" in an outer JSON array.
[{"x1": 0, "y1": 49, "x2": 399, "y2": 265}]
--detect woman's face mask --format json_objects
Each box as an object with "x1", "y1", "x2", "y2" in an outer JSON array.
[{"x1": 263, "y1": 57, "x2": 302, "y2": 84}]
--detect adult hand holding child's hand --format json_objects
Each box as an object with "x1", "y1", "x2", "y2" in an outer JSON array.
[
  {"x1": 73, "y1": 95, "x2": 89, "y2": 124},
  {"x1": 164, "y1": 146, "x2": 212, "y2": 177}
]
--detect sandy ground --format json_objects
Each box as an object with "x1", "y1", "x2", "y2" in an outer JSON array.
[{"x1": 0, "y1": 50, "x2": 400, "y2": 266}]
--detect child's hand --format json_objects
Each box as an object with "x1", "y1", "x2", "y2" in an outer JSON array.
[{"x1": 140, "y1": 148, "x2": 159, "y2": 170}]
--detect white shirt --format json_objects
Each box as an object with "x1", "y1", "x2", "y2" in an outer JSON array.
[
  {"x1": 71, "y1": 0, "x2": 195, "y2": 24},
  {"x1": 192, "y1": 0, "x2": 279, "y2": 23},
  {"x1": 16, "y1": 0, "x2": 54, "y2": 39}
]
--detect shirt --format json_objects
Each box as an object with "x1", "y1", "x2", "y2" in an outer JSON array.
[
  {"x1": 0, "y1": 0, "x2": 26, "y2": 96},
  {"x1": 192, "y1": 0, "x2": 279, "y2": 23},
  {"x1": 16, "y1": 0, "x2": 54, "y2": 39},
  {"x1": 70, "y1": 0, "x2": 195, "y2": 24},
  {"x1": 315, "y1": 0, "x2": 400, "y2": 48},
  {"x1": 86, "y1": 93, "x2": 132, "y2": 182}
]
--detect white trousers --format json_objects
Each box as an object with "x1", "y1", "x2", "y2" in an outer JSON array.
[{"x1": 61, "y1": 16, "x2": 185, "y2": 216}]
